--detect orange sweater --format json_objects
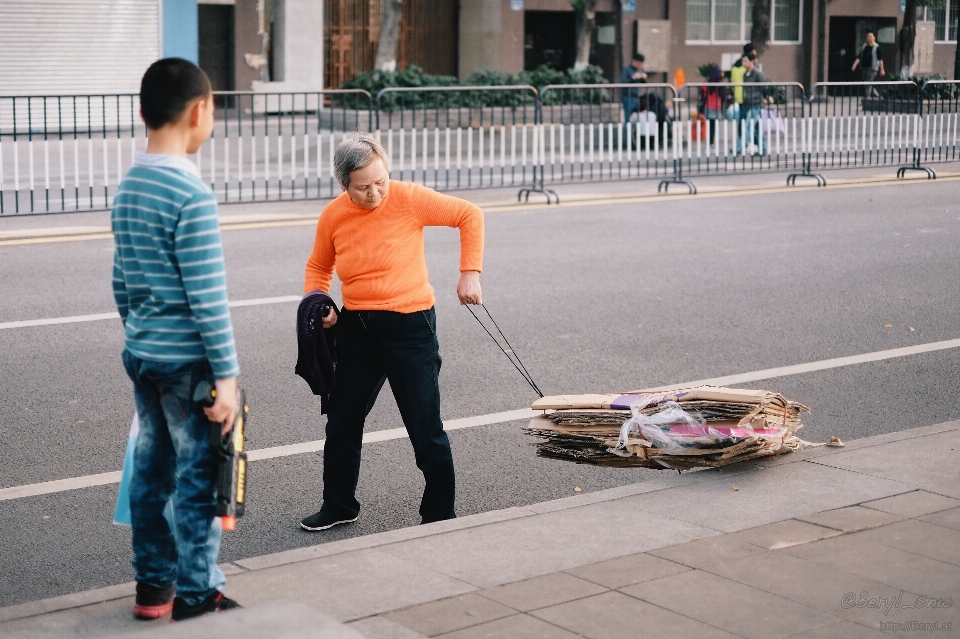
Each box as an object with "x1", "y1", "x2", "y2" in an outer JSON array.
[{"x1": 304, "y1": 181, "x2": 484, "y2": 313}]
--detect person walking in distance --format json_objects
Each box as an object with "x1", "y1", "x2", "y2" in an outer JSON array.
[
  {"x1": 300, "y1": 133, "x2": 484, "y2": 531},
  {"x1": 112, "y1": 58, "x2": 241, "y2": 622},
  {"x1": 852, "y1": 30, "x2": 884, "y2": 97}
]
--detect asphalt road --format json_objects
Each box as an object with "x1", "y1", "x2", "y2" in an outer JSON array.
[{"x1": 2, "y1": 175, "x2": 960, "y2": 607}]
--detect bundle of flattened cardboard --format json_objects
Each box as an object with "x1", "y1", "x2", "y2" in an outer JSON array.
[{"x1": 526, "y1": 386, "x2": 811, "y2": 471}]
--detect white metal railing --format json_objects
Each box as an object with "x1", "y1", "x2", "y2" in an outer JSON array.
[{"x1": 2, "y1": 82, "x2": 958, "y2": 215}]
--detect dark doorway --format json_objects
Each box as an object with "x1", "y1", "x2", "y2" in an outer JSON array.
[
  {"x1": 828, "y1": 16, "x2": 898, "y2": 83},
  {"x1": 590, "y1": 12, "x2": 618, "y2": 82},
  {"x1": 524, "y1": 11, "x2": 576, "y2": 70},
  {"x1": 199, "y1": 3, "x2": 236, "y2": 97}
]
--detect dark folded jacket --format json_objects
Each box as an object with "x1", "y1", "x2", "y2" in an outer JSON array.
[{"x1": 295, "y1": 291, "x2": 339, "y2": 413}]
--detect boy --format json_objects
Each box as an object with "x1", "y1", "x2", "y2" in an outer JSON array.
[{"x1": 112, "y1": 58, "x2": 241, "y2": 622}]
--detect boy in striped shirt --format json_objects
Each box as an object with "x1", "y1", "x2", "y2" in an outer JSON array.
[{"x1": 112, "y1": 58, "x2": 241, "y2": 622}]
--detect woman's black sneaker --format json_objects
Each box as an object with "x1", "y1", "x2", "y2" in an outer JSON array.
[
  {"x1": 300, "y1": 510, "x2": 358, "y2": 531},
  {"x1": 171, "y1": 591, "x2": 240, "y2": 622}
]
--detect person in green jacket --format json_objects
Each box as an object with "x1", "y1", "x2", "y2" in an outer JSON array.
[
  {"x1": 730, "y1": 43, "x2": 757, "y2": 151},
  {"x1": 729, "y1": 42, "x2": 756, "y2": 107}
]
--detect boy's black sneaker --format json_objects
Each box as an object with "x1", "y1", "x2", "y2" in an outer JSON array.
[
  {"x1": 300, "y1": 510, "x2": 358, "y2": 531},
  {"x1": 133, "y1": 582, "x2": 176, "y2": 619},
  {"x1": 171, "y1": 591, "x2": 240, "y2": 622}
]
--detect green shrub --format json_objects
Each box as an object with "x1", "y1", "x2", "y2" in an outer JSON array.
[
  {"x1": 339, "y1": 64, "x2": 610, "y2": 109},
  {"x1": 881, "y1": 74, "x2": 958, "y2": 100}
]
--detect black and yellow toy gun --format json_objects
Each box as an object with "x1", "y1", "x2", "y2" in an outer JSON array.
[{"x1": 193, "y1": 381, "x2": 248, "y2": 531}]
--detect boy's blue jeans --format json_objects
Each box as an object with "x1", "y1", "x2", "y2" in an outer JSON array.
[{"x1": 122, "y1": 350, "x2": 226, "y2": 606}]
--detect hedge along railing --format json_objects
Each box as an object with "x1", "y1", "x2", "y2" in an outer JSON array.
[{"x1": 3, "y1": 81, "x2": 960, "y2": 215}]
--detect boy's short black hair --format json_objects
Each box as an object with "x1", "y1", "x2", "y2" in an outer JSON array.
[
  {"x1": 865, "y1": 29, "x2": 876, "y2": 36},
  {"x1": 139, "y1": 58, "x2": 212, "y2": 130},
  {"x1": 745, "y1": 52, "x2": 757, "y2": 61},
  {"x1": 633, "y1": 52, "x2": 645, "y2": 62}
]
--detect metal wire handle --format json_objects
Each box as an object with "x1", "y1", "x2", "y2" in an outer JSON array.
[{"x1": 465, "y1": 303, "x2": 544, "y2": 398}]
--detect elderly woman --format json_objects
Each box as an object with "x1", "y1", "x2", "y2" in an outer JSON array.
[{"x1": 300, "y1": 132, "x2": 484, "y2": 531}]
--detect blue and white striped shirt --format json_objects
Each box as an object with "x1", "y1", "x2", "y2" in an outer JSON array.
[{"x1": 111, "y1": 153, "x2": 239, "y2": 379}]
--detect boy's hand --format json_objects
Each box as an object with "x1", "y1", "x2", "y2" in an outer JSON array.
[{"x1": 205, "y1": 377, "x2": 239, "y2": 436}]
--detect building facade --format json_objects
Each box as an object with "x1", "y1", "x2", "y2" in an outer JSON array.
[
  {"x1": 0, "y1": 0, "x2": 955, "y2": 96},
  {"x1": 0, "y1": 0, "x2": 163, "y2": 95},
  {"x1": 324, "y1": 0, "x2": 459, "y2": 89},
  {"x1": 463, "y1": 0, "x2": 957, "y2": 88}
]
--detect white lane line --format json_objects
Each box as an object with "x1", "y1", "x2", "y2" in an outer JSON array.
[
  {"x1": 228, "y1": 295, "x2": 301, "y2": 308},
  {"x1": 0, "y1": 312, "x2": 121, "y2": 330},
  {"x1": 0, "y1": 409, "x2": 538, "y2": 502},
  {"x1": 644, "y1": 338, "x2": 960, "y2": 390},
  {"x1": 0, "y1": 472, "x2": 122, "y2": 501},
  {"x1": 4, "y1": 338, "x2": 960, "y2": 502},
  {"x1": 0, "y1": 296, "x2": 301, "y2": 331}
]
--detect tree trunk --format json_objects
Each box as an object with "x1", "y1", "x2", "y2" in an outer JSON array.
[
  {"x1": 900, "y1": 0, "x2": 917, "y2": 77},
  {"x1": 374, "y1": 0, "x2": 402, "y2": 73},
  {"x1": 816, "y1": 0, "x2": 827, "y2": 83},
  {"x1": 573, "y1": 0, "x2": 597, "y2": 71},
  {"x1": 750, "y1": 0, "x2": 771, "y2": 55},
  {"x1": 954, "y1": 2, "x2": 960, "y2": 80},
  {"x1": 614, "y1": 0, "x2": 623, "y2": 82}
]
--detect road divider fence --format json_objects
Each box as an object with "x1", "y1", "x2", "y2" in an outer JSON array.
[{"x1": 1, "y1": 80, "x2": 957, "y2": 214}]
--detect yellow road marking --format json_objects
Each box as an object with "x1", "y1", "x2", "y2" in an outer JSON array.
[
  {"x1": 1, "y1": 172, "x2": 956, "y2": 247},
  {"x1": 0, "y1": 233, "x2": 115, "y2": 246}
]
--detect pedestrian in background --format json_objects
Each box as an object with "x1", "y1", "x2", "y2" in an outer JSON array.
[
  {"x1": 738, "y1": 53, "x2": 770, "y2": 155},
  {"x1": 730, "y1": 43, "x2": 758, "y2": 150},
  {"x1": 301, "y1": 133, "x2": 484, "y2": 532},
  {"x1": 698, "y1": 64, "x2": 728, "y2": 149},
  {"x1": 621, "y1": 52, "x2": 648, "y2": 120},
  {"x1": 112, "y1": 58, "x2": 241, "y2": 622},
  {"x1": 852, "y1": 30, "x2": 884, "y2": 97}
]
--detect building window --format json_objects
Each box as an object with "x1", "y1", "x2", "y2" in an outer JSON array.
[
  {"x1": 715, "y1": 0, "x2": 743, "y2": 40},
  {"x1": 687, "y1": 0, "x2": 712, "y2": 41},
  {"x1": 921, "y1": 2, "x2": 958, "y2": 43},
  {"x1": 686, "y1": 0, "x2": 801, "y2": 43},
  {"x1": 774, "y1": 0, "x2": 801, "y2": 41}
]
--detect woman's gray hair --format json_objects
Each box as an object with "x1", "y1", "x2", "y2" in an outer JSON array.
[{"x1": 334, "y1": 132, "x2": 389, "y2": 189}]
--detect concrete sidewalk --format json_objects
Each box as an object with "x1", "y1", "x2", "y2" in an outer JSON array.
[{"x1": 3, "y1": 420, "x2": 960, "y2": 638}]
